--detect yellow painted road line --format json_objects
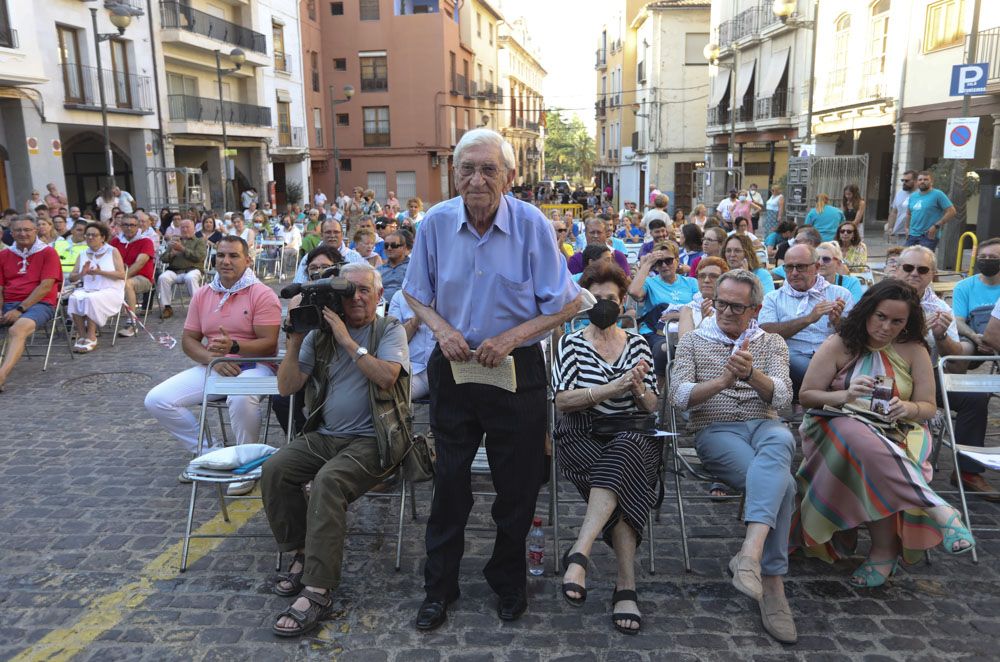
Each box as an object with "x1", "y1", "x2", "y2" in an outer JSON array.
[{"x1": 12, "y1": 499, "x2": 264, "y2": 662}]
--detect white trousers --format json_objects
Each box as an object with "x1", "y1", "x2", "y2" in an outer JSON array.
[
  {"x1": 144, "y1": 364, "x2": 272, "y2": 454},
  {"x1": 158, "y1": 270, "x2": 202, "y2": 307},
  {"x1": 411, "y1": 369, "x2": 429, "y2": 401}
]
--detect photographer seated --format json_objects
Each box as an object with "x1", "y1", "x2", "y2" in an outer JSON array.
[
  {"x1": 144, "y1": 236, "x2": 281, "y2": 495},
  {"x1": 270, "y1": 244, "x2": 345, "y2": 436},
  {"x1": 262, "y1": 262, "x2": 410, "y2": 638}
]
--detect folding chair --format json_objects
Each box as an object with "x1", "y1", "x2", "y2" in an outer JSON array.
[
  {"x1": 180, "y1": 356, "x2": 292, "y2": 571},
  {"x1": 0, "y1": 293, "x2": 75, "y2": 371},
  {"x1": 255, "y1": 239, "x2": 285, "y2": 281},
  {"x1": 936, "y1": 354, "x2": 1000, "y2": 565}
]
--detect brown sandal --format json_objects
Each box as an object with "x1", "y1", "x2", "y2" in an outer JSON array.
[
  {"x1": 273, "y1": 552, "x2": 305, "y2": 597},
  {"x1": 271, "y1": 588, "x2": 332, "y2": 638}
]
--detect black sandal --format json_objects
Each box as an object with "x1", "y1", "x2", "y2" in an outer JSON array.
[
  {"x1": 561, "y1": 550, "x2": 589, "y2": 607},
  {"x1": 611, "y1": 588, "x2": 642, "y2": 635},
  {"x1": 271, "y1": 588, "x2": 333, "y2": 638},
  {"x1": 273, "y1": 552, "x2": 305, "y2": 597}
]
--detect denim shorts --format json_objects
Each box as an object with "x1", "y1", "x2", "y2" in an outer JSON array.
[{"x1": 2, "y1": 301, "x2": 55, "y2": 327}]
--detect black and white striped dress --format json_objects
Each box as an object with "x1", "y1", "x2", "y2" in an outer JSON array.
[{"x1": 552, "y1": 329, "x2": 661, "y2": 545}]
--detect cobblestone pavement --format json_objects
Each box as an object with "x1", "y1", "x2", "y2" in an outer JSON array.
[{"x1": 3, "y1": 269, "x2": 1000, "y2": 662}]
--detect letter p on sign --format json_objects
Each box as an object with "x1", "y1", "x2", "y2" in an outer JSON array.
[{"x1": 951, "y1": 63, "x2": 989, "y2": 96}]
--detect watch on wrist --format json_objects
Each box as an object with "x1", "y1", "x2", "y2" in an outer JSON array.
[
  {"x1": 353, "y1": 346, "x2": 369, "y2": 362},
  {"x1": 229, "y1": 340, "x2": 240, "y2": 354},
  {"x1": 15, "y1": 305, "x2": 26, "y2": 313}
]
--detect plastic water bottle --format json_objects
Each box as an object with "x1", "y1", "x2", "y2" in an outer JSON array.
[{"x1": 527, "y1": 517, "x2": 545, "y2": 576}]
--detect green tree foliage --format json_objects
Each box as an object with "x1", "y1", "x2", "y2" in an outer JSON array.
[{"x1": 544, "y1": 110, "x2": 595, "y2": 183}]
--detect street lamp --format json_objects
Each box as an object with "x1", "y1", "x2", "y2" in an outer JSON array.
[
  {"x1": 772, "y1": 0, "x2": 817, "y2": 145},
  {"x1": 215, "y1": 48, "x2": 246, "y2": 212},
  {"x1": 328, "y1": 84, "x2": 355, "y2": 199},
  {"x1": 88, "y1": 2, "x2": 135, "y2": 191},
  {"x1": 704, "y1": 42, "x2": 738, "y2": 190}
]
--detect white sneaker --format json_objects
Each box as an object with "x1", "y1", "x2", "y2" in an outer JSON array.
[
  {"x1": 226, "y1": 479, "x2": 257, "y2": 496},
  {"x1": 118, "y1": 325, "x2": 137, "y2": 337}
]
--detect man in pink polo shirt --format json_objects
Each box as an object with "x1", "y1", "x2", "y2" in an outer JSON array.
[
  {"x1": 0, "y1": 216, "x2": 62, "y2": 391},
  {"x1": 145, "y1": 235, "x2": 281, "y2": 495},
  {"x1": 110, "y1": 213, "x2": 155, "y2": 336}
]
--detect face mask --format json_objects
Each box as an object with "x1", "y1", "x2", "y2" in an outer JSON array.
[
  {"x1": 978, "y1": 258, "x2": 1000, "y2": 278},
  {"x1": 587, "y1": 298, "x2": 620, "y2": 330},
  {"x1": 738, "y1": 195, "x2": 747, "y2": 201}
]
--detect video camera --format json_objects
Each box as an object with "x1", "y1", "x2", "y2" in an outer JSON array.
[{"x1": 279, "y1": 267, "x2": 356, "y2": 333}]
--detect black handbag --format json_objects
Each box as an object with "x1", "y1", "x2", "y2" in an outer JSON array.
[{"x1": 590, "y1": 412, "x2": 657, "y2": 443}]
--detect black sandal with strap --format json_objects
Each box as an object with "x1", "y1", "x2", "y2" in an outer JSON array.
[
  {"x1": 271, "y1": 588, "x2": 332, "y2": 638},
  {"x1": 273, "y1": 552, "x2": 306, "y2": 597},
  {"x1": 611, "y1": 587, "x2": 642, "y2": 635},
  {"x1": 561, "y1": 550, "x2": 589, "y2": 607}
]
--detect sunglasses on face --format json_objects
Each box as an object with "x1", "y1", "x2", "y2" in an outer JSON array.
[
  {"x1": 819, "y1": 256, "x2": 834, "y2": 264},
  {"x1": 839, "y1": 229, "x2": 854, "y2": 234},
  {"x1": 900, "y1": 263, "x2": 931, "y2": 275},
  {"x1": 384, "y1": 242, "x2": 404, "y2": 249},
  {"x1": 556, "y1": 228, "x2": 568, "y2": 234}
]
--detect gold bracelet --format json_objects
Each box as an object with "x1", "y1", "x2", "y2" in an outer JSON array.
[{"x1": 587, "y1": 388, "x2": 596, "y2": 405}]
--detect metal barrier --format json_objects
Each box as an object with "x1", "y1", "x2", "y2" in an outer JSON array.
[
  {"x1": 785, "y1": 155, "x2": 869, "y2": 226},
  {"x1": 956, "y1": 231, "x2": 979, "y2": 276},
  {"x1": 539, "y1": 204, "x2": 584, "y2": 219},
  {"x1": 692, "y1": 166, "x2": 744, "y2": 211}
]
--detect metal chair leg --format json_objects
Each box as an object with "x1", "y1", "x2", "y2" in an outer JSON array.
[
  {"x1": 410, "y1": 480, "x2": 418, "y2": 520},
  {"x1": 647, "y1": 509, "x2": 656, "y2": 574},
  {"x1": 671, "y1": 438, "x2": 692, "y2": 572},
  {"x1": 395, "y1": 475, "x2": 406, "y2": 571},
  {"x1": 216, "y1": 483, "x2": 230, "y2": 522},
  {"x1": 216, "y1": 406, "x2": 229, "y2": 446},
  {"x1": 551, "y1": 439, "x2": 561, "y2": 574},
  {"x1": 180, "y1": 480, "x2": 199, "y2": 572}
]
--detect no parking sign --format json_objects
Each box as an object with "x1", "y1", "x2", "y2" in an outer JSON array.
[{"x1": 943, "y1": 117, "x2": 979, "y2": 159}]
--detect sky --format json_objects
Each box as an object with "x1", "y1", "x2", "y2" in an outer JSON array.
[{"x1": 495, "y1": 0, "x2": 609, "y2": 133}]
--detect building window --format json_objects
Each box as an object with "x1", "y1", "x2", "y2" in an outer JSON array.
[
  {"x1": 360, "y1": 0, "x2": 379, "y2": 20},
  {"x1": 109, "y1": 40, "x2": 134, "y2": 109},
  {"x1": 340, "y1": 158, "x2": 352, "y2": 171},
  {"x1": 337, "y1": 112, "x2": 349, "y2": 125},
  {"x1": 330, "y1": 2, "x2": 344, "y2": 15},
  {"x1": 363, "y1": 106, "x2": 390, "y2": 146},
  {"x1": 367, "y1": 171, "x2": 387, "y2": 200},
  {"x1": 826, "y1": 14, "x2": 851, "y2": 104},
  {"x1": 277, "y1": 100, "x2": 292, "y2": 146},
  {"x1": 0, "y1": 1, "x2": 14, "y2": 48},
  {"x1": 273, "y1": 22, "x2": 287, "y2": 72},
  {"x1": 396, "y1": 171, "x2": 416, "y2": 199},
  {"x1": 488, "y1": 22, "x2": 493, "y2": 45},
  {"x1": 57, "y1": 25, "x2": 85, "y2": 103},
  {"x1": 924, "y1": 0, "x2": 964, "y2": 52},
  {"x1": 360, "y1": 55, "x2": 388, "y2": 91},
  {"x1": 476, "y1": 12, "x2": 482, "y2": 37},
  {"x1": 334, "y1": 57, "x2": 347, "y2": 70},
  {"x1": 311, "y1": 52, "x2": 320, "y2": 91},
  {"x1": 395, "y1": 0, "x2": 439, "y2": 15},
  {"x1": 685, "y1": 33, "x2": 709, "y2": 65},
  {"x1": 308, "y1": 0, "x2": 317, "y2": 20},
  {"x1": 863, "y1": 0, "x2": 891, "y2": 98},
  {"x1": 313, "y1": 108, "x2": 323, "y2": 147}
]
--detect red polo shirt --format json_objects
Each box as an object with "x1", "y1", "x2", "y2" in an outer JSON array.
[
  {"x1": 0, "y1": 246, "x2": 62, "y2": 306},
  {"x1": 110, "y1": 236, "x2": 155, "y2": 282}
]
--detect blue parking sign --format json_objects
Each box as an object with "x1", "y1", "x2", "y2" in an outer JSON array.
[{"x1": 950, "y1": 63, "x2": 990, "y2": 96}]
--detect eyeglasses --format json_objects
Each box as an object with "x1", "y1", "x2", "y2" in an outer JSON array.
[
  {"x1": 697, "y1": 272, "x2": 721, "y2": 281},
  {"x1": 713, "y1": 299, "x2": 750, "y2": 315},
  {"x1": 784, "y1": 263, "x2": 815, "y2": 272},
  {"x1": 819, "y1": 256, "x2": 834, "y2": 264},
  {"x1": 900, "y1": 263, "x2": 931, "y2": 275},
  {"x1": 456, "y1": 163, "x2": 502, "y2": 179},
  {"x1": 839, "y1": 229, "x2": 854, "y2": 234},
  {"x1": 556, "y1": 229, "x2": 568, "y2": 234},
  {"x1": 384, "y1": 242, "x2": 404, "y2": 249},
  {"x1": 84, "y1": 232, "x2": 101, "y2": 238},
  {"x1": 119, "y1": 223, "x2": 137, "y2": 228}
]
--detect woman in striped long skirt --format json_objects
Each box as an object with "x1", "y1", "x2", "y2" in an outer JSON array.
[{"x1": 552, "y1": 262, "x2": 660, "y2": 635}]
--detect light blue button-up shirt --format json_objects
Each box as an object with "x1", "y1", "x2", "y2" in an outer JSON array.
[
  {"x1": 403, "y1": 195, "x2": 581, "y2": 348},
  {"x1": 759, "y1": 280, "x2": 855, "y2": 354}
]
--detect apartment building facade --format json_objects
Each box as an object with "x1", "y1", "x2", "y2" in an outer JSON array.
[
  {"x1": 497, "y1": 17, "x2": 544, "y2": 185},
  {"x1": 458, "y1": 0, "x2": 502, "y2": 138}
]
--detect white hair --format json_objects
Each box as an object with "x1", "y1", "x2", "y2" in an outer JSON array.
[
  {"x1": 454, "y1": 128, "x2": 516, "y2": 171},
  {"x1": 900, "y1": 245, "x2": 936, "y2": 271},
  {"x1": 341, "y1": 261, "x2": 382, "y2": 291}
]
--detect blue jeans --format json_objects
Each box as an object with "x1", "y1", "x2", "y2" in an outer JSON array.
[
  {"x1": 695, "y1": 420, "x2": 797, "y2": 576},
  {"x1": 788, "y1": 348, "x2": 814, "y2": 398},
  {"x1": 905, "y1": 234, "x2": 939, "y2": 250},
  {"x1": 2, "y1": 301, "x2": 54, "y2": 327}
]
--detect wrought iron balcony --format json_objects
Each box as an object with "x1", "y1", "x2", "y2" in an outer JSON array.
[
  {"x1": 707, "y1": 106, "x2": 730, "y2": 127},
  {"x1": 526, "y1": 120, "x2": 539, "y2": 132},
  {"x1": 451, "y1": 73, "x2": 467, "y2": 96},
  {"x1": 754, "y1": 88, "x2": 790, "y2": 120},
  {"x1": 160, "y1": 0, "x2": 267, "y2": 54},
  {"x1": 595, "y1": 47, "x2": 607, "y2": 70},
  {"x1": 168, "y1": 94, "x2": 272, "y2": 127},
  {"x1": 972, "y1": 27, "x2": 1000, "y2": 86},
  {"x1": 277, "y1": 126, "x2": 306, "y2": 148},
  {"x1": 61, "y1": 63, "x2": 154, "y2": 113}
]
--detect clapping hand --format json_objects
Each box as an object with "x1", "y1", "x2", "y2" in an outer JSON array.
[
  {"x1": 169, "y1": 239, "x2": 184, "y2": 254},
  {"x1": 700, "y1": 298, "x2": 715, "y2": 319},
  {"x1": 629, "y1": 359, "x2": 650, "y2": 396},
  {"x1": 928, "y1": 310, "x2": 953, "y2": 340},
  {"x1": 724, "y1": 339, "x2": 753, "y2": 381},
  {"x1": 828, "y1": 298, "x2": 847, "y2": 326},
  {"x1": 809, "y1": 300, "x2": 837, "y2": 323}
]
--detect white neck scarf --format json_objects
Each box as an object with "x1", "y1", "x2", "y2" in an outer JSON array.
[
  {"x1": 919, "y1": 285, "x2": 944, "y2": 314},
  {"x1": 693, "y1": 314, "x2": 765, "y2": 355},
  {"x1": 209, "y1": 267, "x2": 259, "y2": 310},
  {"x1": 781, "y1": 276, "x2": 829, "y2": 316},
  {"x1": 9, "y1": 238, "x2": 47, "y2": 273},
  {"x1": 86, "y1": 245, "x2": 111, "y2": 260}
]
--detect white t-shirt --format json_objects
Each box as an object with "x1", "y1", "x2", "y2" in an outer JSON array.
[
  {"x1": 118, "y1": 190, "x2": 135, "y2": 213},
  {"x1": 891, "y1": 189, "x2": 912, "y2": 235},
  {"x1": 717, "y1": 198, "x2": 736, "y2": 221},
  {"x1": 314, "y1": 192, "x2": 327, "y2": 207}
]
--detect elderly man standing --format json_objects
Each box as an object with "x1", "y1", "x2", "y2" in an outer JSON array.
[
  {"x1": 404, "y1": 129, "x2": 582, "y2": 630},
  {"x1": 157, "y1": 219, "x2": 207, "y2": 319},
  {"x1": 293, "y1": 219, "x2": 363, "y2": 283},
  {"x1": 670, "y1": 269, "x2": 798, "y2": 644},
  {"x1": 898, "y1": 246, "x2": 997, "y2": 499},
  {"x1": 262, "y1": 262, "x2": 409, "y2": 637},
  {"x1": 759, "y1": 243, "x2": 853, "y2": 395},
  {"x1": 0, "y1": 216, "x2": 62, "y2": 391}
]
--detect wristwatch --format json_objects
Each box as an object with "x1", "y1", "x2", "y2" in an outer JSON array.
[
  {"x1": 353, "y1": 346, "x2": 369, "y2": 362},
  {"x1": 229, "y1": 340, "x2": 240, "y2": 354},
  {"x1": 14, "y1": 305, "x2": 25, "y2": 313}
]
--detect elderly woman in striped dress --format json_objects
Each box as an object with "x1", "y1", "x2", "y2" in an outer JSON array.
[{"x1": 552, "y1": 260, "x2": 659, "y2": 635}]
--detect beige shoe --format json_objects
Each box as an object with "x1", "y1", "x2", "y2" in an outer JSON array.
[
  {"x1": 759, "y1": 591, "x2": 797, "y2": 644},
  {"x1": 226, "y1": 479, "x2": 257, "y2": 496},
  {"x1": 728, "y1": 553, "x2": 763, "y2": 601}
]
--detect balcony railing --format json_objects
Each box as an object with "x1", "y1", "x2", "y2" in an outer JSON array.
[
  {"x1": 516, "y1": 117, "x2": 525, "y2": 128},
  {"x1": 61, "y1": 63, "x2": 154, "y2": 113},
  {"x1": 971, "y1": 27, "x2": 1000, "y2": 86},
  {"x1": 160, "y1": 0, "x2": 267, "y2": 54},
  {"x1": 168, "y1": 94, "x2": 272, "y2": 127},
  {"x1": 717, "y1": 3, "x2": 782, "y2": 49},
  {"x1": 707, "y1": 106, "x2": 730, "y2": 127},
  {"x1": 451, "y1": 73, "x2": 467, "y2": 96},
  {"x1": 278, "y1": 126, "x2": 305, "y2": 148},
  {"x1": 595, "y1": 98, "x2": 606, "y2": 118},
  {"x1": 494, "y1": 88, "x2": 503, "y2": 104},
  {"x1": 361, "y1": 76, "x2": 388, "y2": 92},
  {"x1": 595, "y1": 47, "x2": 607, "y2": 69},
  {"x1": 274, "y1": 50, "x2": 291, "y2": 74},
  {"x1": 0, "y1": 26, "x2": 18, "y2": 49},
  {"x1": 526, "y1": 120, "x2": 539, "y2": 132},
  {"x1": 735, "y1": 102, "x2": 754, "y2": 123},
  {"x1": 754, "y1": 88, "x2": 790, "y2": 119}
]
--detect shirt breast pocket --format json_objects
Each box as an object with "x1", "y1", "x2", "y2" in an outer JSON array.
[{"x1": 494, "y1": 273, "x2": 535, "y2": 320}]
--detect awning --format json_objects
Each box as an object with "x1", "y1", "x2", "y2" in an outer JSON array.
[
  {"x1": 735, "y1": 58, "x2": 756, "y2": 101},
  {"x1": 276, "y1": 89, "x2": 292, "y2": 103},
  {"x1": 759, "y1": 48, "x2": 790, "y2": 98},
  {"x1": 709, "y1": 72, "x2": 731, "y2": 108}
]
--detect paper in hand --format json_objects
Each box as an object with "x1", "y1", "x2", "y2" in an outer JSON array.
[{"x1": 450, "y1": 356, "x2": 517, "y2": 393}]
